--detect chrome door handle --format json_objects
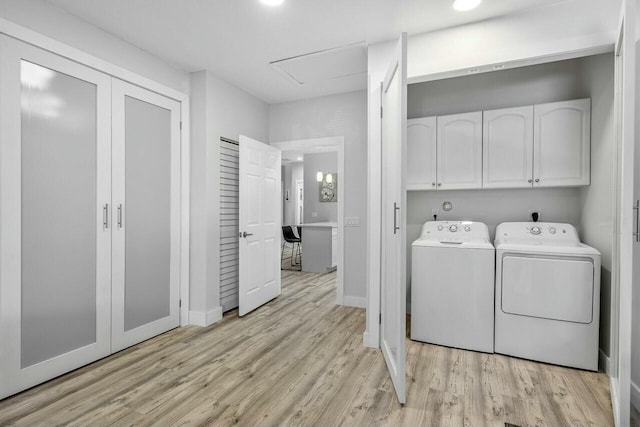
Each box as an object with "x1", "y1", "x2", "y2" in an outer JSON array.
[
  {"x1": 241, "y1": 231, "x2": 254, "y2": 238},
  {"x1": 117, "y1": 204, "x2": 123, "y2": 229},
  {"x1": 103, "y1": 204, "x2": 109, "y2": 230},
  {"x1": 634, "y1": 200, "x2": 640, "y2": 243},
  {"x1": 393, "y1": 202, "x2": 400, "y2": 235}
]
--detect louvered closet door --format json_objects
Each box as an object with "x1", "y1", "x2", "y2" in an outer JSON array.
[
  {"x1": 220, "y1": 138, "x2": 240, "y2": 312},
  {"x1": 111, "y1": 79, "x2": 181, "y2": 352},
  {"x1": 0, "y1": 36, "x2": 112, "y2": 399}
]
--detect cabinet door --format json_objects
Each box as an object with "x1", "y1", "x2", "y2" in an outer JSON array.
[
  {"x1": 111, "y1": 79, "x2": 181, "y2": 352},
  {"x1": 407, "y1": 117, "x2": 437, "y2": 190},
  {"x1": 483, "y1": 106, "x2": 534, "y2": 188},
  {"x1": 437, "y1": 112, "x2": 483, "y2": 190},
  {"x1": 0, "y1": 36, "x2": 112, "y2": 399},
  {"x1": 533, "y1": 99, "x2": 591, "y2": 187}
]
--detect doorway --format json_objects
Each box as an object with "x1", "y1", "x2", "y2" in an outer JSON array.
[{"x1": 272, "y1": 137, "x2": 345, "y2": 306}]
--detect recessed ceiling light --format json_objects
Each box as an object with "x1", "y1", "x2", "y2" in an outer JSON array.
[
  {"x1": 260, "y1": 0, "x2": 284, "y2": 6},
  {"x1": 453, "y1": 0, "x2": 481, "y2": 12}
]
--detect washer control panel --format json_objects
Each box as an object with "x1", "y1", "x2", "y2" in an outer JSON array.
[{"x1": 420, "y1": 221, "x2": 490, "y2": 243}]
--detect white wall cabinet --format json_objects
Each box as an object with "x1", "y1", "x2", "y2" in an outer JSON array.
[
  {"x1": 437, "y1": 112, "x2": 483, "y2": 190},
  {"x1": 483, "y1": 106, "x2": 534, "y2": 188},
  {"x1": 483, "y1": 99, "x2": 591, "y2": 189},
  {"x1": 407, "y1": 113, "x2": 482, "y2": 191},
  {"x1": 534, "y1": 99, "x2": 591, "y2": 187},
  {"x1": 0, "y1": 35, "x2": 182, "y2": 400},
  {"x1": 407, "y1": 117, "x2": 437, "y2": 190}
]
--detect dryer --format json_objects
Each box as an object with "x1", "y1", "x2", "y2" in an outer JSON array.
[
  {"x1": 411, "y1": 221, "x2": 495, "y2": 353},
  {"x1": 494, "y1": 222, "x2": 601, "y2": 371}
]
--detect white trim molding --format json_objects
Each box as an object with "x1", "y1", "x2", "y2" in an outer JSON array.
[
  {"x1": 632, "y1": 380, "x2": 640, "y2": 412},
  {"x1": 189, "y1": 307, "x2": 223, "y2": 327},
  {"x1": 0, "y1": 17, "x2": 191, "y2": 328},
  {"x1": 342, "y1": 296, "x2": 366, "y2": 309},
  {"x1": 599, "y1": 349, "x2": 611, "y2": 375}
]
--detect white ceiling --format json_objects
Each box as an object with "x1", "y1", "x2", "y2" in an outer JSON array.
[{"x1": 48, "y1": 0, "x2": 591, "y2": 103}]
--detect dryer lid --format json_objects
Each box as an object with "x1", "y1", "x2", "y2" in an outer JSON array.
[{"x1": 494, "y1": 222, "x2": 600, "y2": 256}]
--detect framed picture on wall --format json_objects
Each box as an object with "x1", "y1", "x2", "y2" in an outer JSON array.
[{"x1": 319, "y1": 173, "x2": 337, "y2": 202}]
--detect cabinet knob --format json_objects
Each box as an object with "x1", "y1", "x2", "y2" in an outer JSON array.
[
  {"x1": 432, "y1": 182, "x2": 436, "y2": 187},
  {"x1": 437, "y1": 183, "x2": 442, "y2": 187},
  {"x1": 528, "y1": 179, "x2": 533, "y2": 184},
  {"x1": 535, "y1": 178, "x2": 540, "y2": 183}
]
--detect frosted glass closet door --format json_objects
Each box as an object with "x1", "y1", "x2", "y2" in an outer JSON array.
[
  {"x1": 0, "y1": 36, "x2": 112, "y2": 400},
  {"x1": 111, "y1": 79, "x2": 181, "y2": 352}
]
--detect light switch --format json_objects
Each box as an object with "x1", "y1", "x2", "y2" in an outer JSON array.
[{"x1": 345, "y1": 217, "x2": 360, "y2": 227}]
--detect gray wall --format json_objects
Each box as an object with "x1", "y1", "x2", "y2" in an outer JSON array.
[
  {"x1": 190, "y1": 70, "x2": 269, "y2": 317},
  {"x1": 303, "y1": 153, "x2": 338, "y2": 223},
  {"x1": 407, "y1": 54, "x2": 615, "y2": 362},
  {"x1": 577, "y1": 53, "x2": 616, "y2": 361},
  {"x1": 269, "y1": 90, "x2": 368, "y2": 300}
]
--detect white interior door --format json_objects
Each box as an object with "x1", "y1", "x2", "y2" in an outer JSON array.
[
  {"x1": 380, "y1": 33, "x2": 407, "y2": 404},
  {"x1": 239, "y1": 135, "x2": 282, "y2": 316},
  {"x1": 0, "y1": 35, "x2": 112, "y2": 399},
  {"x1": 111, "y1": 79, "x2": 181, "y2": 352},
  {"x1": 611, "y1": 1, "x2": 636, "y2": 425}
]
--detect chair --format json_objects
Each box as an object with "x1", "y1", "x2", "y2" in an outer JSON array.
[{"x1": 282, "y1": 226, "x2": 302, "y2": 268}]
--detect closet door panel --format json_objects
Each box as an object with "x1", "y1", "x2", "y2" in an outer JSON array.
[
  {"x1": 436, "y1": 112, "x2": 483, "y2": 190},
  {"x1": 0, "y1": 36, "x2": 112, "y2": 400},
  {"x1": 407, "y1": 117, "x2": 437, "y2": 190},
  {"x1": 111, "y1": 79, "x2": 180, "y2": 352}
]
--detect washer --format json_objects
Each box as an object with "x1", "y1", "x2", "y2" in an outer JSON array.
[
  {"x1": 411, "y1": 221, "x2": 495, "y2": 353},
  {"x1": 494, "y1": 222, "x2": 601, "y2": 371}
]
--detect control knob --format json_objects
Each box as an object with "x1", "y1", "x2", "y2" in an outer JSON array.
[
  {"x1": 530, "y1": 226, "x2": 542, "y2": 235},
  {"x1": 449, "y1": 224, "x2": 458, "y2": 232}
]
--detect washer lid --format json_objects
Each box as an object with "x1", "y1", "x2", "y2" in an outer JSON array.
[{"x1": 413, "y1": 221, "x2": 493, "y2": 249}]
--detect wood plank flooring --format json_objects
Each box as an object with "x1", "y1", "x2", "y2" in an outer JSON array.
[
  {"x1": 0, "y1": 270, "x2": 613, "y2": 426},
  {"x1": 632, "y1": 404, "x2": 640, "y2": 427}
]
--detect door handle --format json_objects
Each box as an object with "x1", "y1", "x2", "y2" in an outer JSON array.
[
  {"x1": 393, "y1": 202, "x2": 400, "y2": 235},
  {"x1": 240, "y1": 231, "x2": 254, "y2": 238},
  {"x1": 634, "y1": 200, "x2": 640, "y2": 243},
  {"x1": 117, "y1": 204, "x2": 123, "y2": 229},
  {"x1": 103, "y1": 204, "x2": 109, "y2": 230}
]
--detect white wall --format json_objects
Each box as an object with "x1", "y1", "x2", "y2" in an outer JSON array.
[
  {"x1": 190, "y1": 70, "x2": 269, "y2": 323},
  {"x1": 303, "y1": 153, "x2": 338, "y2": 223},
  {"x1": 406, "y1": 54, "x2": 615, "y2": 359},
  {"x1": 407, "y1": 0, "x2": 618, "y2": 82},
  {"x1": 0, "y1": 0, "x2": 188, "y2": 93},
  {"x1": 269, "y1": 91, "x2": 368, "y2": 300}
]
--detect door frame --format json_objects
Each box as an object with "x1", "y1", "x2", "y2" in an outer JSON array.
[
  {"x1": 0, "y1": 17, "x2": 191, "y2": 326},
  {"x1": 271, "y1": 136, "x2": 346, "y2": 306},
  {"x1": 294, "y1": 179, "x2": 304, "y2": 226}
]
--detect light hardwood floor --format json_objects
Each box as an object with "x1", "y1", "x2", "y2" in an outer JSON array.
[
  {"x1": 632, "y1": 404, "x2": 640, "y2": 427},
  {"x1": 0, "y1": 270, "x2": 613, "y2": 426}
]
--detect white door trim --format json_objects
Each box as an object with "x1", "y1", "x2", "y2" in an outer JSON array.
[
  {"x1": 0, "y1": 16, "x2": 191, "y2": 326},
  {"x1": 271, "y1": 137, "x2": 346, "y2": 306}
]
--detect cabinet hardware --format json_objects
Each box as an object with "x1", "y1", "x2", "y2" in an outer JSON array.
[
  {"x1": 633, "y1": 200, "x2": 640, "y2": 243},
  {"x1": 117, "y1": 204, "x2": 123, "y2": 229}
]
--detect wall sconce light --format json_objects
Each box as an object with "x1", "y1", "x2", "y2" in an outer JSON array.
[
  {"x1": 325, "y1": 173, "x2": 333, "y2": 184},
  {"x1": 316, "y1": 171, "x2": 323, "y2": 182}
]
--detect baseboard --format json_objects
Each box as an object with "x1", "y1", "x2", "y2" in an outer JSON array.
[
  {"x1": 632, "y1": 379, "x2": 640, "y2": 411},
  {"x1": 610, "y1": 376, "x2": 620, "y2": 427},
  {"x1": 189, "y1": 306, "x2": 223, "y2": 327},
  {"x1": 363, "y1": 331, "x2": 379, "y2": 348},
  {"x1": 599, "y1": 349, "x2": 611, "y2": 374},
  {"x1": 342, "y1": 296, "x2": 366, "y2": 308}
]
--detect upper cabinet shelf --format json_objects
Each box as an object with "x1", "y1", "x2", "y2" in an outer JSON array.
[{"x1": 407, "y1": 98, "x2": 591, "y2": 191}]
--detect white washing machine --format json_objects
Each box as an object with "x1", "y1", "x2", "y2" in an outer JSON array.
[
  {"x1": 411, "y1": 221, "x2": 495, "y2": 353},
  {"x1": 494, "y1": 222, "x2": 601, "y2": 371}
]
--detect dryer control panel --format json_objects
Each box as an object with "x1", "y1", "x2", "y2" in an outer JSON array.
[{"x1": 496, "y1": 222, "x2": 580, "y2": 243}]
